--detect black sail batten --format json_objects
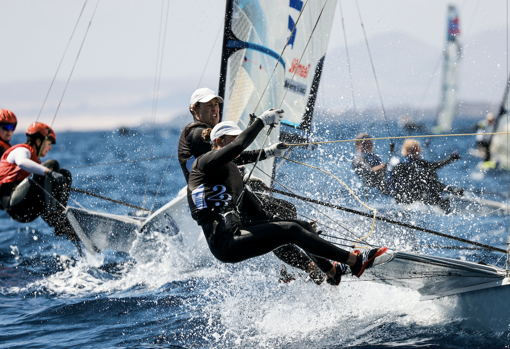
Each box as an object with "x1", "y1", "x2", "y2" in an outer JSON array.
[
  {"x1": 300, "y1": 55, "x2": 326, "y2": 132},
  {"x1": 491, "y1": 75, "x2": 510, "y2": 143}
]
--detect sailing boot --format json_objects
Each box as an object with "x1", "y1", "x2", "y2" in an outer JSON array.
[
  {"x1": 326, "y1": 262, "x2": 348, "y2": 286},
  {"x1": 350, "y1": 247, "x2": 388, "y2": 278}
]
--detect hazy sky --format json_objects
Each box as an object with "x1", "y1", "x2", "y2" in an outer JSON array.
[{"x1": 1, "y1": 0, "x2": 508, "y2": 84}]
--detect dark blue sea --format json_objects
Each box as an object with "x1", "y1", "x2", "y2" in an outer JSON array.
[{"x1": 1, "y1": 114, "x2": 510, "y2": 348}]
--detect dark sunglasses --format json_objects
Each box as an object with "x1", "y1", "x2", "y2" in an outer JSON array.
[{"x1": 1, "y1": 124, "x2": 16, "y2": 132}]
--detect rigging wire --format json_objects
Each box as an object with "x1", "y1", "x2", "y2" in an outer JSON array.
[
  {"x1": 280, "y1": 156, "x2": 377, "y2": 247},
  {"x1": 196, "y1": 18, "x2": 224, "y2": 89},
  {"x1": 354, "y1": 0, "x2": 393, "y2": 150},
  {"x1": 36, "y1": 0, "x2": 89, "y2": 122},
  {"x1": 49, "y1": 0, "x2": 101, "y2": 129},
  {"x1": 279, "y1": 0, "x2": 329, "y2": 109},
  {"x1": 143, "y1": 0, "x2": 171, "y2": 210},
  {"x1": 71, "y1": 187, "x2": 152, "y2": 213},
  {"x1": 286, "y1": 131, "x2": 510, "y2": 147},
  {"x1": 254, "y1": 165, "x2": 365, "y2": 241},
  {"x1": 63, "y1": 154, "x2": 177, "y2": 169},
  {"x1": 338, "y1": 0, "x2": 360, "y2": 132},
  {"x1": 264, "y1": 176, "x2": 506, "y2": 253}
]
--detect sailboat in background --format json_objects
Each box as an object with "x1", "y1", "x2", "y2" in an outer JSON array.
[
  {"x1": 66, "y1": 0, "x2": 337, "y2": 255},
  {"x1": 483, "y1": 76, "x2": 510, "y2": 169},
  {"x1": 433, "y1": 5, "x2": 461, "y2": 134}
]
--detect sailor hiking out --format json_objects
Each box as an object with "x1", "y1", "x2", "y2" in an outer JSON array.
[
  {"x1": 386, "y1": 139, "x2": 462, "y2": 213},
  {"x1": 187, "y1": 108, "x2": 388, "y2": 283},
  {"x1": 179, "y1": 88, "x2": 328, "y2": 284},
  {"x1": 352, "y1": 133, "x2": 388, "y2": 194},
  {"x1": 0, "y1": 122, "x2": 76, "y2": 242}
]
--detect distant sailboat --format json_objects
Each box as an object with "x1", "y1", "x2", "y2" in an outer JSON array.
[{"x1": 433, "y1": 5, "x2": 461, "y2": 134}]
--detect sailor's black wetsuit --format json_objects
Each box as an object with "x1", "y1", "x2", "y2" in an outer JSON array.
[
  {"x1": 178, "y1": 121, "x2": 269, "y2": 183},
  {"x1": 187, "y1": 119, "x2": 350, "y2": 269},
  {"x1": 178, "y1": 120, "x2": 317, "y2": 272},
  {"x1": 386, "y1": 154, "x2": 459, "y2": 212},
  {"x1": 352, "y1": 152, "x2": 388, "y2": 194}
]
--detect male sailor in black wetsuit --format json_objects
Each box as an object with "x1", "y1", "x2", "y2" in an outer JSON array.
[
  {"x1": 352, "y1": 133, "x2": 388, "y2": 194},
  {"x1": 187, "y1": 109, "x2": 388, "y2": 282},
  {"x1": 178, "y1": 88, "x2": 330, "y2": 284},
  {"x1": 386, "y1": 139, "x2": 462, "y2": 213}
]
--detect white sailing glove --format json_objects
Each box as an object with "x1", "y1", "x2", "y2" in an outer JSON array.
[
  {"x1": 264, "y1": 142, "x2": 289, "y2": 158},
  {"x1": 257, "y1": 108, "x2": 284, "y2": 126}
]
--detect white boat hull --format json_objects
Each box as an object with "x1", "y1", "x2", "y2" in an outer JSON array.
[{"x1": 66, "y1": 186, "x2": 203, "y2": 255}]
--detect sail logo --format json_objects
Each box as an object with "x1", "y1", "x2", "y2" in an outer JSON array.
[
  {"x1": 288, "y1": 0, "x2": 304, "y2": 48},
  {"x1": 289, "y1": 58, "x2": 311, "y2": 79}
]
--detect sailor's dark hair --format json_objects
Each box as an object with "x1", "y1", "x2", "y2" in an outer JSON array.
[
  {"x1": 26, "y1": 133, "x2": 45, "y2": 155},
  {"x1": 202, "y1": 128, "x2": 221, "y2": 150}
]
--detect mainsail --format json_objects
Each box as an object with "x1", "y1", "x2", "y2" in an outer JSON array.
[
  {"x1": 434, "y1": 5, "x2": 461, "y2": 134},
  {"x1": 218, "y1": 0, "x2": 337, "y2": 184}
]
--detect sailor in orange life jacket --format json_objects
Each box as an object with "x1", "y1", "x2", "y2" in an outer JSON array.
[
  {"x1": 0, "y1": 122, "x2": 76, "y2": 242},
  {"x1": 0, "y1": 109, "x2": 17, "y2": 158}
]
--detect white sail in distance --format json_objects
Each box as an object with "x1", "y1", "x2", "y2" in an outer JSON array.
[{"x1": 434, "y1": 5, "x2": 461, "y2": 134}]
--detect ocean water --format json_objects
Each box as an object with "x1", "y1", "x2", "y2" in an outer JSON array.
[{"x1": 1, "y1": 116, "x2": 510, "y2": 348}]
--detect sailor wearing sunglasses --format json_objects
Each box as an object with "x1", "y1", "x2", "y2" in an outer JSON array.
[
  {"x1": 0, "y1": 122, "x2": 77, "y2": 245},
  {"x1": 0, "y1": 109, "x2": 17, "y2": 157}
]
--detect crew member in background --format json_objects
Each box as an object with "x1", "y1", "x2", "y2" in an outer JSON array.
[
  {"x1": 475, "y1": 112, "x2": 496, "y2": 162},
  {"x1": 178, "y1": 88, "x2": 329, "y2": 285},
  {"x1": 0, "y1": 122, "x2": 77, "y2": 243},
  {"x1": 352, "y1": 133, "x2": 388, "y2": 194},
  {"x1": 0, "y1": 109, "x2": 17, "y2": 157},
  {"x1": 386, "y1": 139, "x2": 462, "y2": 213},
  {"x1": 188, "y1": 111, "x2": 388, "y2": 282}
]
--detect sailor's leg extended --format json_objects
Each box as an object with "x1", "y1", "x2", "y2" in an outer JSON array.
[
  {"x1": 271, "y1": 220, "x2": 334, "y2": 273},
  {"x1": 221, "y1": 219, "x2": 352, "y2": 265},
  {"x1": 4, "y1": 173, "x2": 49, "y2": 223},
  {"x1": 39, "y1": 161, "x2": 77, "y2": 242}
]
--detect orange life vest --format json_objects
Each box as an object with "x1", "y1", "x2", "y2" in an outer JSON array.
[{"x1": 0, "y1": 144, "x2": 41, "y2": 186}]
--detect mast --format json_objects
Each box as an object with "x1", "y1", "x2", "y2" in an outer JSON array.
[
  {"x1": 433, "y1": 5, "x2": 461, "y2": 134},
  {"x1": 218, "y1": 0, "x2": 235, "y2": 122}
]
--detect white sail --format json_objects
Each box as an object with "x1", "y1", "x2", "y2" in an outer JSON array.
[
  {"x1": 434, "y1": 5, "x2": 461, "y2": 134},
  {"x1": 219, "y1": 0, "x2": 287, "y2": 185},
  {"x1": 280, "y1": 0, "x2": 337, "y2": 131},
  {"x1": 219, "y1": 0, "x2": 337, "y2": 184}
]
